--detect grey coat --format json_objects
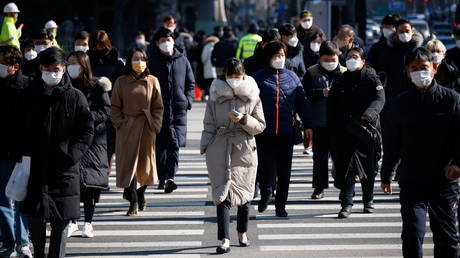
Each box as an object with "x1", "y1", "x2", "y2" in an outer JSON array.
[{"x1": 200, "y1": 76, "x2": 266, "y2": 206}]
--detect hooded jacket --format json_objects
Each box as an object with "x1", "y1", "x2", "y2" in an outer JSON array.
[{"x1": 201, "y1": 76, "x2": 266, "y2": 206}]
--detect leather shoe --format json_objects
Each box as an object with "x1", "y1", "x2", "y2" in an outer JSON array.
[
  {"x1": 338, "y1": 205, "x2": 352, "y2": 218},
  {"x1": 258, "y1": 195, "x2": 269, "y2": 213},
  {"x1": 275, "y1": 208, "x2": 288, "y2": 218},
  {"x1": 363, "y1": 202, "x2": 374, "y2": 213},
  {"x1": 311, "y1": 189, "x2": 324, "y2": 199}
]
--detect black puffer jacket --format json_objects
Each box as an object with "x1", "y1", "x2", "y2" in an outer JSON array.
[
  {"x1": 0, "y1": 70, "x2": 31, "y2": 161},
  {"x1": 243, "y1": 44, "x2": 265, "y2": 76},
  {"x1": 87, "y1": 48, "x2": 124, "y2": 84},
  {"x1": 328, "y1": 67, "x2": 385, "y2": 188},
  {"x1": 381, "y1": 82, "x2": 460, "y2": 187},
  {"x1": 285, "y1": 44, "x2": 306, "y2": 78},
  {"x1": 72, "y1": 77, "x2": 112, "y2": 190},
  {"x1": 149, "y1": 47, "x2": 195, "y2": 148},
  {"x1": 20, "y1": 74, "x2": 94, "y2": 221}
]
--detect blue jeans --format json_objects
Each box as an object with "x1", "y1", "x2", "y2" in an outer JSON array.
[{"x1": 0, "y1": 160, "x2": 29, "y2": 250}]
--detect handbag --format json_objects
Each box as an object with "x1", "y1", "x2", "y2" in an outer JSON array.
[
  {"x1": 5, "y1": 156, "x2": 31, "y2": 201},
  {"x1": 279, "y1": 86, "x2": 304, "y2": 145}
]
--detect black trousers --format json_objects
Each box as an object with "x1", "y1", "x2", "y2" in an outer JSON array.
[
  {"x1": 339, "y1": 172, "x2": 375, "y2": 207},
  {"x1": 29, "y1": 216, "x2": 68, "y2": 258},
  {"x1": 216, "y1": 200, "x2": 249, "y2": 240},
  {"x1": 312, "y1": 127, "x2": 330, "y2": 190},
  {"x1": 156, "y1": 142, "x2": 179, "y2": 182},
  {"x1": 123, "y1": 176, "x2": 147, "y2": 204},
  {"x1": 400, "y1": 182, "x2": 459, "y2": 258},
  {"x1": 256, "y1": 133, "x2": 294, "y2": 210}
]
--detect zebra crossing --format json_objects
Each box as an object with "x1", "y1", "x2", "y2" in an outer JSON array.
[{"x1": 64, "y1": 102, "x2": 436, "y2": 257}]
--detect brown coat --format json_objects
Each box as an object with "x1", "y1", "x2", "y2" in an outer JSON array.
[
  {"x1": 111, "y1": 74, "x2": 164, "y2": 189},
  {"x1": 200, "y1": 76, "x2": 266, "y2": 206}
]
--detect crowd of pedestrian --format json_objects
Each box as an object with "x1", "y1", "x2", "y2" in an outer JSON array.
[{"x1": 0, "y1": 2, "x2": 460, "y2": 257}]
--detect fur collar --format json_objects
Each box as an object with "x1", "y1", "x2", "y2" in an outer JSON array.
[
  {"x1": 209, "y1": 76, "x2": 260, "y2": 103},
  {"x1": 95, "y1": 76, "x2": 112, "y2": 92},
  {"x1": 388, "y1": 31, "x2": 424, "y2": 48}
]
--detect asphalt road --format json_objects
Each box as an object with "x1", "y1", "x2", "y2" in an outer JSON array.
[{"x1": 64, "y1": 102, "x2": 435, "y2": 258}]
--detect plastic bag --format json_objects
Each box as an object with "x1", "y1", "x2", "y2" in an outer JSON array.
[{"x1": 5, "y1": 156, "x2": 31, "y2": 201}]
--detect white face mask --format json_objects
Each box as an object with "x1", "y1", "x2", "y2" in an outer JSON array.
[
  {"x1": 398, "y1": 33, "x2": 412, "y2": 43},
  {"x1": 382, "y1": 28, "x2": 394, "y2": 39},
  {"x1": 310, "y1": 42, "x2": 320, "y2": 52},
  {"x1": 271, "y1": 57, "x2": 285, "y2": 70},
  {"x1": 410, "y1": 70, "x2": 433, "y2": 88},
  {"x1": 166, "y1": 26, "x2": 175, "y2": 32},
  {"x1": 346, "y1": 58, "x2": 362, "y2": 72},
  {"x1": 24, "y1": 50, "x2": 37, "y2": 61},
  {"x1": 42, "y1": 71, "x2": 64, "y2": 86},
  {"x1": 0, "y1": 64, "x2": 9, "y2": 78},
  {"x1": 136, "y1": 39, "x2": 146, "y2": 46},
  {"x1": 287, "y1": 37, "x2": 299, "y2": 47},
  {"x1": 456, "y1": 40, "x2": 460, "y2": 49},
  {"x1": 74, "y1": 45, "x2": 89, "y2": 52},
  {"x1": 159, "y1": 41, "x2": 174, "y2": 53},
  {"x1": 321, "y1": 61, "x2": 338, "y2": 72},
  {"x1": 35, "y1": 45, "x2": 49, "y2": 54},
  {"x1": 432, "y1": 53, "x2": 444, "y2": 64},
  {"x1": 67, "y1": 65, "x2": 82, "y2": 79},
  {"x1": 226, "y1": 78, "x2": 243, "y2": 89},
  {"x1": 301, "y1": 21, "x2": 312, "y2": 30}
]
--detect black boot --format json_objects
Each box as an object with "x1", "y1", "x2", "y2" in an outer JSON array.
[
  {"x1": 164, "y1": 179, "x2": 178, "y2": 193},
  {"x1": 258, "y1": 195, "x2": 269, "y2": 213},
  {"x1": 275, "y1": 207, "x2": 288, "y2": 218},
  {"x1": 157, "y1": 180, "x2": 165, "y2": 190},
  {"x1": 338, "y1": 205, "x2": 352, "y2": 219},
  {"x1": 127, "y1": 202, "x2": 138, "y2": 216}
]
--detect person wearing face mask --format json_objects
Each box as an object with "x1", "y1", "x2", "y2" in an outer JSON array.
[
  {"x1": 0, "y1": 46, "x2": 33, "y2": 258},
  {"x1": 148, "y1": 27, "x2": 195, "y2": 193},
  {"x1": 235, "y1": 23, "x2": 262, "y2": 60},
  {"x1": 327, "y1": 47, "x2": 385, "y2": 218},
  {"x1": 334, "y1": 25, "x2": 361, "y2": 66},
  {"x1": 279, "y1": 23, "x2": 306, "y2": 78},
  {"x1": 303, "y1": 32, "x2": 324, "y2": 72},
  {"x1": 253, "y1": 41, "x2": 313, "y2": 217},
  {"x1": 161, "y1": 16, "x2": 186, "y2": 53},
  {"x1": 201, "y1": 58, "x2": 265, "y2": 254},
  {"x1": 21, "y1": 29, "x2": 55, "y2": 78},
  {"x1": 243, "y1": 28, "x2": 280, "y2": 76},
  {"x1": 445, "y1": 27, "x2": 460, "y2": 74},
  {"x1": 20, "y1": 39, "x2": 37, "y2": 62},
  {"x1": 87, "y1": 30, "x2": 125, "y2": 175},
  {"x1": 65, "y1": 51, "x2": 111, "y2": 238},
  {"x1": 296, "y1": 10, "x2": 326, "y2": 50},
  {"x1": 380, "y1": 47, "x2": 460, "y2": 258},
  {"x1": 201, "y1": 35, "x2": 219, "y2": 100},
  {"x1": 111, "y1": 48, "x2": 164, "y2": 216},
  {"x1": 19, "y1": 47, "x2": 94, "y2": 258},
  {"x1": 426, "y1": 39, "x2": 460, "y2": 93},
  {"x1": 302, "y1": 41, "x2": 346, "y2": 200},
  {"x1": 367, "y1": 13, "x2": 400, "y2": 73},
  {"x1": 0, "y1": 3, "x2": 22, "y2": 50},
  {"x1": 74, "y1": 30, "x2": 90, "y2": 53}
]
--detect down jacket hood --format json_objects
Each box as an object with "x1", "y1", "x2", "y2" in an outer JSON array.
[
  {"x1": 95, "y1": 76, "x2": 112, "y2": 92},
  {"x1": 209, "y1": 76, "x2": 260, "y2": 103}
]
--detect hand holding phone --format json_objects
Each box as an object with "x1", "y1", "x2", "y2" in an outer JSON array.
[{"x1": 229, "y1": 109, "x2": 243, "y2": 122}]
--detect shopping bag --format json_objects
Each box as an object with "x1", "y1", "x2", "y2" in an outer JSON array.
[{"x1": 5, "y1": 156, "x2": 31, "y2": 201}]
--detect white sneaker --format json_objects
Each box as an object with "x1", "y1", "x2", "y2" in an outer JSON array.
[
  {"x1": 303, "y1": 147, "x2": 312, "y2": 155},
  {"x1": 81, "y1": 223, "x2": 94, "y2": 238},
  {"x1": 67, "y1": 222, "x2": 78, "y2": 238},
  {"x1": 16, "y1": 244, "x2": 33, "y2": 258}
]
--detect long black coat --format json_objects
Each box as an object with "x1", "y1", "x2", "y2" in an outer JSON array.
[
  {"x1": 0, "y1": 70, "x2": 31, "y2": 161},
  {"x1": 327, "y1": 67, "x2": 385, "y2": 188},
  {"x1": 20, "y1": 74, "x2": 94, "y2": 221},
  {"x1": 72, "y1": 77, "x2": 112, "y2": 190},
  {"x1": 149, "y1": 47, "x2": 195, "y2": 148}
]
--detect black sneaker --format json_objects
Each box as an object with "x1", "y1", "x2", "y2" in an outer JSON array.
[
  {"x1": 275, "y1": 208, "x2": 288, "y2": 218},
  {"x1": 157, "y1": 180, "x2": 165, "y2": 190},
  {"x1": 258, "y1": 195, "x2": 269, "y2": 213},
  {"x1": 127, "y1": 203, "x2": 138, "y2": 216},
  {"x1": 311, "y1": 188, "x2": 324, "y2": 199},
  {"x1": 338, "y1": 205, "x2": 352, "y2": 219},
  {"x1": 363, "y1": 202, "x2": 374, "y2": 213},
  {"x1": 138, "y1": 201, "x2": 147, "y2": 211},
  {"x1": 164, "y1": 179, "x2": 178, "y2": 193},
  {"x1": 216, "y1": 245, "x2": 231, "y2": 254}
]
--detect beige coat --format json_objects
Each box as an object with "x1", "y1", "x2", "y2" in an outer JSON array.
[
  {"x1": 111, "y1": 75, "x2": 164, "y2": 189},
  {"x1": 201, "y1": 76, "x2": 266, "y2": 206}
]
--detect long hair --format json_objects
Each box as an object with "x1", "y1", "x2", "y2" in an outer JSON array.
[
  {"x1": 89, "y1": 30, "x2": 112, "y2": 51},
  {"x1": 67, "y1": 51, "x2": 94, "y2": 88},
  {"x1": 124, "y1": 47, "x2": 150, "y2": 78}
]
